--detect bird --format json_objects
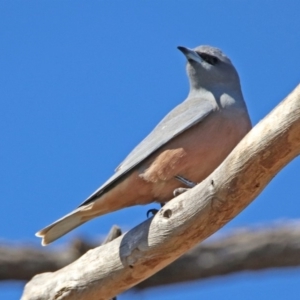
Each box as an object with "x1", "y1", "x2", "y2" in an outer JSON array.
[{"x1": 36, "y1": 45, "x2": 251, "y2": 246}]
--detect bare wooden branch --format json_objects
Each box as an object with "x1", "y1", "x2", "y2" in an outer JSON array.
[
  {"x1": 100, "y1": 226, "x2": 122, "y2": 300},
  {"x1": 1, "y1": 223, "x2": 300, "y2": 285},
  {"x1": 0, "y1": 241, "x2": 85, "y2": 281},
  {"x1": 0, "y1": 226, "x2": 121, "y2": 282},
  {"x1": 101, "y1": 225, "x2": 122, "y2": 246},
  {"x1": 137, "y1": 223, "x2": 300, "y2": 288},
  {"x1": 22, "y1": 84, "x2": 300, "y2": 300}
]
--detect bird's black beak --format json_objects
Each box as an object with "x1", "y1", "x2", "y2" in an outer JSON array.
[{"x1": 178, "y1": 46, "x2": 203, "y2": 64}]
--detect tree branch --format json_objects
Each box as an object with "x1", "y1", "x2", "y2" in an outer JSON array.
[
  {"x1": 137, "y1": 222, "x2": 300, "y2": 289},
  {"x1": 22, "y1": 84, "x2": 300, "y2": 300},
  {"x1": 2, "y1": 223, "x2": 300, "y2": 286},
  {"x1": 0, "y1": 226, "x2": 121, "y2": 282}
]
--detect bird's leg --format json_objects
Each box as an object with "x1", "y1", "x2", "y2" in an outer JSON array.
[
  {"x1": 147, "y1": 175, "x2": 196, "y2": 217},
  {"x1": 146, "y1": 202, "x2": 165, "y2": 218},
  {"x1": 175, "y1": 175, "x2": 197, "y2": 187},
  {"x1": 173, "y1": 175, "x2": 197, "y2": 196}
]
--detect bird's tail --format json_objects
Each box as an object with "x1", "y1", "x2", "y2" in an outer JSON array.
[{"x1": 35, "y1": 203, "x2": 96, "y2": 246}]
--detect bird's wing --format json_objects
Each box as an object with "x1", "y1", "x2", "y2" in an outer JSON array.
[{"x1": 79, "y1": 97, "x2": 215, "y2": 206}]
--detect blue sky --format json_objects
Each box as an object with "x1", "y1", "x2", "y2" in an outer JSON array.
[{"x1": 1, "y1": 1, "x2": 300, "y2": 299}]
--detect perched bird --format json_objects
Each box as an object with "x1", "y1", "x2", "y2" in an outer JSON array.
[{"x1": 36, "y1": 45, "x2": 251, "y2": 245}]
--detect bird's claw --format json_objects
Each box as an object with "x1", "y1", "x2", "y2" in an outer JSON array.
[
  {"x1": 146, "y1": 209, "x2": 159, "y2": 218},
  {"x1": 173, "y1": 187, "x2": 191, "y2": 197}
]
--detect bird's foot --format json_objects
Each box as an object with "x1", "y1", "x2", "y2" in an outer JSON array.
[
  {"x1": 146, "y1": 209, "x2": 159, "y2": 218},
  {"x1": 146, "y1": 203, "x2": 165, "y2": 218},
  {"x1": 173, "y1": 175, "x2": 196, "y2": 196},
  {"x1": 173, "y1": 187, "x2": 191, "y2": 197}
]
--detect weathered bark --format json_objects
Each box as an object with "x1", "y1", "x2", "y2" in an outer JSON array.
[
  {"x1": 1, "y1": 224, "x2": 300, "y2": 285},
  {"x1": 22, "y1": 84, "x2": 300, "y2": 300},
  {"x1": 138, "y1": 223, "x2": 300, "y2": 288}
]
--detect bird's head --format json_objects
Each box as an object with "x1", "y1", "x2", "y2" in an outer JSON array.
[{"x1": 178, "y1": 45, "x2": 241, "y2": 92}]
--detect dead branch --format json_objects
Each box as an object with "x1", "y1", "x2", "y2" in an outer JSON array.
[
  {"x1": 137, "y1": 222, "x2": 300, "y2": 288},
  {"x1": 22, "y1": 84, "x2": 300, "y2": 300},
  {"x1": 0, "y1": 226, "x2": 121, "y2": 282},
  {"x1": 2, "y1": 223, "x2": 300, "y2": 286}
]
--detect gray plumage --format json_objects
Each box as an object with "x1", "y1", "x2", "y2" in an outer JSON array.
[{"x1": 36, "y1": 45, "x2": 251, "y2": 245}]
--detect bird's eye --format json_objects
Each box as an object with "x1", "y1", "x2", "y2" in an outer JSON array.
[{"x1": 197, "y1": 53, "x2": 219, "y2": 65}]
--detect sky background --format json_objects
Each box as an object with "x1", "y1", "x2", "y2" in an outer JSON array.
[{"x1": 0, "y1": 1, "x2": 300, "y2": 299}]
